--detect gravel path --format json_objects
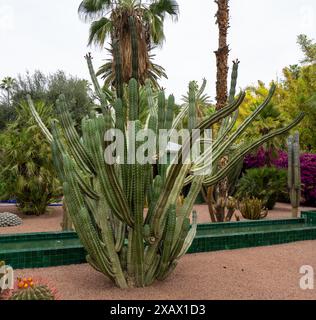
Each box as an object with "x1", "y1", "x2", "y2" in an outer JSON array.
[
  {"x1": 0, "y1": 205, "x2": 63, "y2": 234},
  {"x1": 14, "y1": 241, "x2": 316, "y2": 300}
]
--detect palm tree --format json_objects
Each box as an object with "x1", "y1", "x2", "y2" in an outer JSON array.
[
  {"x1": 214, "y1": 0, "x2": 230, "y2": 110},
  {"x1": 78, "y1": 0, "x2": 179, "y2": 87},
  {"x1": 0, "y1": 77, "x2": 16, "y2": 106}
]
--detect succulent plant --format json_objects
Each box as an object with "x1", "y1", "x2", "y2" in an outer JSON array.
[
  {"x1": 0, "y1": 212, "x2": 22, "y2": 227},
  {"x1": 288, "y1": 132, "x2": 301, "y2": 217},
  {"x1": 9, "y1": 277, "x2": 57, "y2": 300},
  {"x1": 28, "y1": 17, "x2": 303, "y2": 288},
  {"x1": 239, "y1": 198, "x2": 268, "y2": 220}
]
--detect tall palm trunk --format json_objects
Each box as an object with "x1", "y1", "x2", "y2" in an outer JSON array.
[
  {"x1": 112, "y1": 11, "x2": 150, "y2": 85},
  {"x1": 205, "y1": 0, "x2": 234, "y2": 222},
  {"x1": 214, "y1": 0, "x2": 230, "y2": 110}
]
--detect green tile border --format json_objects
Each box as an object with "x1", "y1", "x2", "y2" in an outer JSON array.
[{"x1": 1, "y1": 211, "x2": 316, "y2": 269}]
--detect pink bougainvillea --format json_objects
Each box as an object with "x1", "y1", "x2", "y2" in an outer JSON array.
[{"x1": 244, "y1": 148, "x2": 316, "y2": 205}]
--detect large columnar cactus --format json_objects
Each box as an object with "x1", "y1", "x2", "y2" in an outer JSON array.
[
  {"x1": 288, "y1": 132, "x2": 301, "y2": 217},
  {"x1": 28, "y1": 17, "x2": 304, "y2": 289}
]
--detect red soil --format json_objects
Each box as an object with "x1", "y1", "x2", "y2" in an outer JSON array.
[
  {"x1": 1, "y1": 203, "x2": 316, "y2": 300},
  {"x1": 14, "y1": 241, "x2": 316, "y2": 300}
]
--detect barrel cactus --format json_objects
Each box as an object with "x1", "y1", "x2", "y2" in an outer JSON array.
[
  {"x1": 0, "y1": 212, "x2": 22, "y2": 227},
  {"x1": 9, "y1": 278, "x2": 57, "y2": 300},
  {"x1": 239, "y1": 198, "x2": 268, "y2": 220},
  {"x1": 28, "y1": 17, "x2": 303, "y2": 288}
]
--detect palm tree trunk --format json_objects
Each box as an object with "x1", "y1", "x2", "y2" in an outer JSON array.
[
  {"x1": 205, "y1": 1, "x2": 231, "y2": 223},
  {"x1": 214, "y1": 0, "x2": 230, "y2": 110}
]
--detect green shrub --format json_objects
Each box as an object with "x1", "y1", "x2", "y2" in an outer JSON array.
[
  {"x1": 0, "y1": 101, "x2": 61, "y2": 215},
  {"x1": 235, "y1": 167, "x2": 287, "y2": 210}
]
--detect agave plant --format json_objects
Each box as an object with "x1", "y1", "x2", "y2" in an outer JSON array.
[{"x1": 29, "y1": 17, "x2": 303, "y2": 288}]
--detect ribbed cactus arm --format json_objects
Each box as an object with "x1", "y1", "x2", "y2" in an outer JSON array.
[
  {"x1": 85, "y1": 53, "x2": 113, "y2": 103},
  {"x1": 56, "y1": 96, "x2": 95, "y2": 174},
  {"x1": 156, "y1": 205, "x2": 176, "y2": 280},
  {"x1": 171, "y1": 103, "x2": 188, "y2": 130},
  {"x1": 164, "y1": 95, "x2": 175, "y2": 131},
  {"x1": 223, "y1": 84, "x2": 276, "y2": 142},
  {"x1": 129, "y1": 78, "x2": 140, "y2": 121},
  {"x1": 288, "y1": 135, "x2": 294, "y2": 188},
  {"x1": 197, "y1": 91, "x2": 245, "y2": 131},
  {"x1": 188, "y1": 82, "x2": 197, "y2": 131},
  {"x1": 27, "y1": 95, "x2": 53, "y2": 143},
  {"x1": 152, "y1": 164, "x2": 191, "y2": 238},
  {"x1": 288, "y1": 132, "x2": 301, "y2": 217},
  {"x1": 85, "y1": 118, "x2": 134, "y2": 226},
  {"x1": 145, "y1": 79, "x2": 157, "y2": 117},
  {"x1": 150, "y1": 91, "x2": 245, "y2": 231},
  {"x1": 113, "y1": 39, "x2": 124, "y2": 100},
  {"x1": 217, "y1": 59, "x2": 240, "y2": 139},
  {"x1": 203, "y1": 113, "x2": 305, "y2": 187},
  {"x1": 204, "y1": 84, "x2": 278, "y2": 168},
  {"x1": 129, "y1": 16, "x2": 139, "y2": 81},
  {"x1": 177, "y1": 211, "x2": 198, "y2": 259}
]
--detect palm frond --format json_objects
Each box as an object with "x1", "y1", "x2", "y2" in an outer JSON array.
[
  {"x1": 88, "y1": 17, "x2": 113, "y2": 47},
  {"x1": 78, "y1": 0, "x2": 112, "y2": 22},
  {"x1": 149, "y1": 0, "x2": 179, "y2": 20}
]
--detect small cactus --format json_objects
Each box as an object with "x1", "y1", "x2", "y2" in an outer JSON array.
[
  {"x1": 0, "y1": 212, "x2": 22, "y2": 227},
  {"x1": 239, "y1": 198, "x2": 268, "y2": 220},
  {"x1": 9, "y1": 277, "x2": 57, "y2": 300}
]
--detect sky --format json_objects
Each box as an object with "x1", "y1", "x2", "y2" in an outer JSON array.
[{"x1": 0, "y1": 0, "x2": 315, "y2": 102}]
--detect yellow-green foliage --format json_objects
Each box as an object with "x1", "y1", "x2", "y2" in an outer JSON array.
[
  {"x1": 239, "y1": 198, "x2": 268, "y2": 220},
  {"x1": 237, "y1": 35, "x2": 316, "y2": 152}
]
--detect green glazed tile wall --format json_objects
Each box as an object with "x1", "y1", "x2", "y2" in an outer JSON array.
[{"x1": 1, "y1": 211, "x2": 316, "y2": 269}]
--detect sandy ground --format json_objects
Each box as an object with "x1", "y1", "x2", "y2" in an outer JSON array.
[
  {"x1": 1, "y1": 202, "x2": 315, "y2": 235},
  {"x1": 0, "y1": 205, "x2": 63, "y2": 235},
  {"x1": 1, "y1": 203, "x2": 316, "y2": 300},
  {"x1": 13, "y1": 241, "x2": 316, "y2": 300}
]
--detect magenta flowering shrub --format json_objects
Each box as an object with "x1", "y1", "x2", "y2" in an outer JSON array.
[{"x1": 244, "y1": 148, "x2": 316, "y2": 205}]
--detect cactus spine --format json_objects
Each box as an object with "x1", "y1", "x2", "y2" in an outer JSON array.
[
  {"x1": 288, "y1": 132, "x2": 301, "y2": 218},
  {"x1": 28, "y1": 16, "x2": 304, "y2": 288}
]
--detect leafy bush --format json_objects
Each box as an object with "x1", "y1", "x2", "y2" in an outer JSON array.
[
  {"x1": 244, "y1": 147, "x2": 316, "y2": 205},
  {"x1": 235, "y1": 167, "x2": 288, "y2": 210},
  {"x1": 0, "y1": 71, "x2": 95, "y2": 132},
  {"x1": 0, "y1": 101, "x2": 61, "y2": 215}
]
